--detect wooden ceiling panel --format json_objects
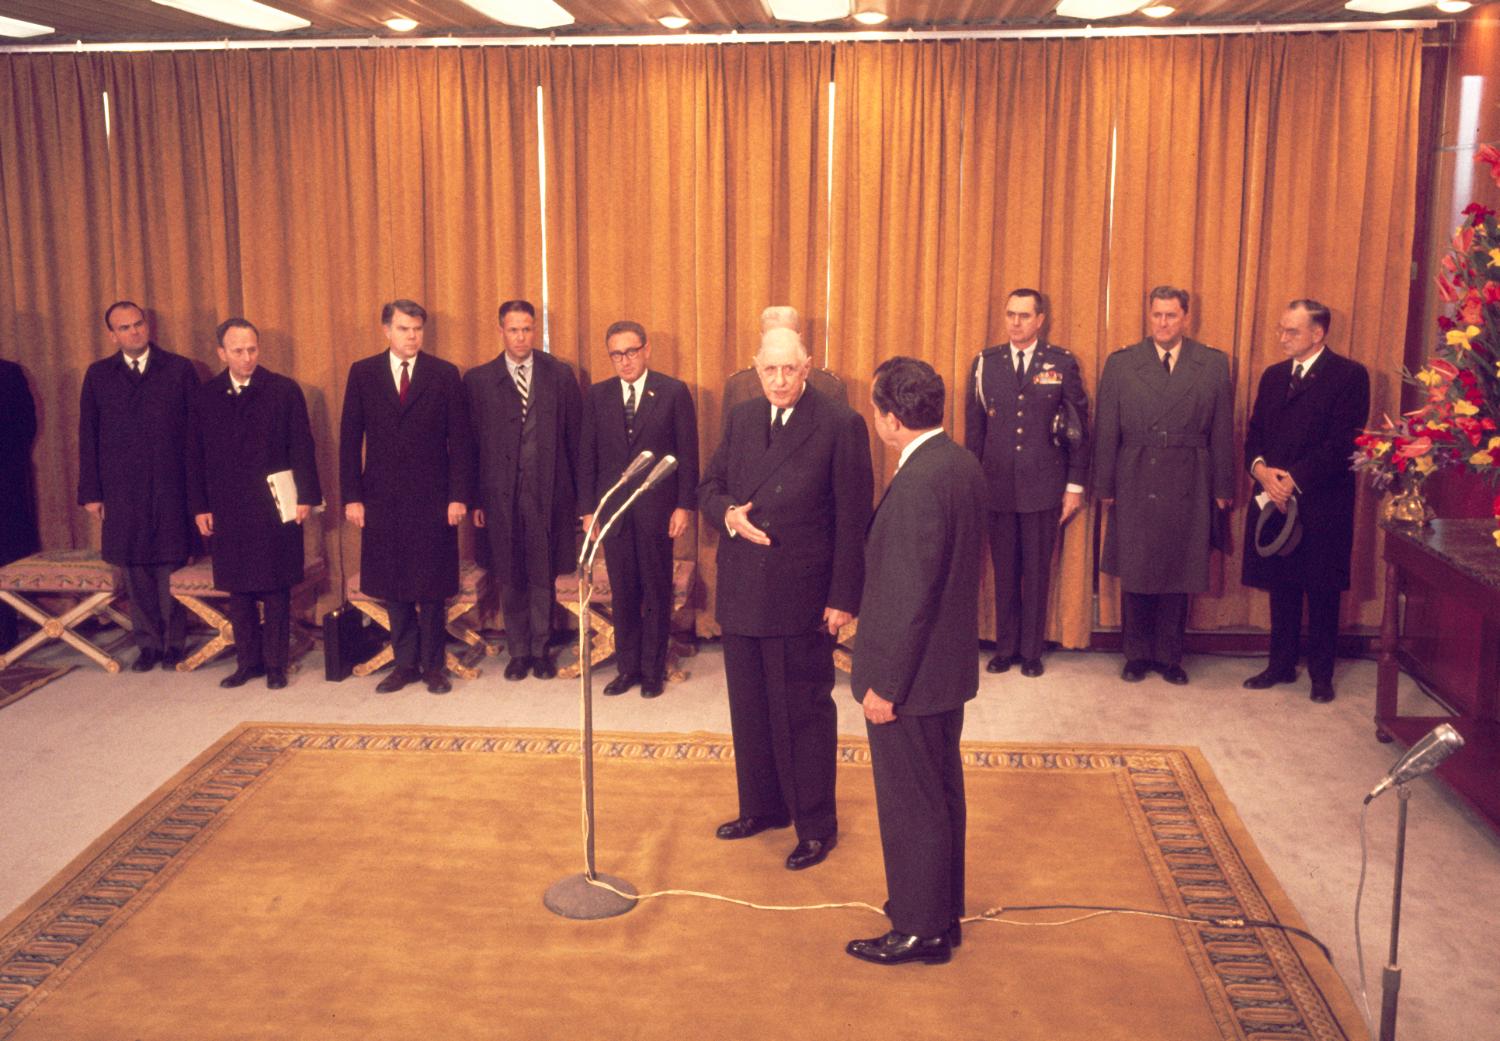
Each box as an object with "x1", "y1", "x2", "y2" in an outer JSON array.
[{"x1": 0, "y1": 0, "x2": 1455, "y2": 44}]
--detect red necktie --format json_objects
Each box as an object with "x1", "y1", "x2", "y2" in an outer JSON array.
[{"x1": 399, "y1": 360, "x2": 410, "y2": 405}]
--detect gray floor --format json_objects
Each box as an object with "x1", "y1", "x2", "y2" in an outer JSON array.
[{"x1": 2, "y1": 635, "x2": 1496, "y2": 1040}]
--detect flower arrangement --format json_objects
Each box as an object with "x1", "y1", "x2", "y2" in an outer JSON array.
[{"x1": 1352, "y1": 145, "x2": 1500, "y2": 542}]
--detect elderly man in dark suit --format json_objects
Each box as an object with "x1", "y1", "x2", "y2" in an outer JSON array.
[
  {"x1": 965, "y1": 288, "x2": 1089, "y2": 678},
  {"x1": 700, "y1": 326, "x2": 873, "y2": 871},
  {"x1": 1094, "y1": 286, "x2": 1234, "y2": 685},
  {"x1": 848, "y1": 357, "x2": 984, "y2": 966},
  {"x1": 465, "y1": 300, "x2": 581, "y2": 680},
  {"x1": 78, "y1": 301, "x2": 199, "y2": 671},
  {"x1": 340, "y1": 300, "x2": 474, "y2": 696},
  {"x1": 0, "y1": 357, "x2": 38, "y2": 651},
  {"x1": 1242, "y1": 300, "x2": 1370, "y2": 704},
  {"x1": 578, "y1": 320, "x2": 698, "y2": 700},
  {"x1": 188, "y1": 318, "x2": 322, "y2": 691}
]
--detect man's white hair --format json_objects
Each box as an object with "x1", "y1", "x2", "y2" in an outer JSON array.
[
  {"x1": 756, "y1": 325, "x2": 810, "y2": 363},
  {"x1": 760, "y1": 305, "x2": 801, "y2": 333}
]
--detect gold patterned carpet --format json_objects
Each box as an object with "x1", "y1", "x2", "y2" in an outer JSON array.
[{"x1": 0, "y1": 725, "x2": 1366, "y2": 1040}]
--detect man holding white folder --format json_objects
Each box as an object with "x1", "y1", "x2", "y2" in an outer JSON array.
[{"x1": 188, "y1": 317, "x2": 322, "y2": 690}]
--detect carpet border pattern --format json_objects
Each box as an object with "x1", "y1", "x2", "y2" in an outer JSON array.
[{"x1": 0, "y1": 724, "x2": 1354, "y2": 1041}]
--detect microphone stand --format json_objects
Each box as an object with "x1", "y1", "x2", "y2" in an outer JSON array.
[
  {"x1": 1378, "y1": 784, "x2": 1412, "y2": 1041},
  {"x1": 543, "y1": 453, "x2": 661, "y2": 920}
]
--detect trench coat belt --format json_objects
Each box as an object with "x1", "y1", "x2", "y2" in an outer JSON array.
[{"x1": 1121, "y1": 432, "x2": 1208, "y2": 448}]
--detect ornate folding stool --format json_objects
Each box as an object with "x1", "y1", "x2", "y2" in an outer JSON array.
[
  {"x1": 169, "y1": 556, "x2": 327, "y2": 671},
  {"x1": 345, "y1": 560, "x2": 497, "y2": 679},
  {"x1": 0, "y1": 550, "x2": 133, "y2": 672},
  {"x1": 554, "y1": 558, "x2": 697, "y2": 681}
]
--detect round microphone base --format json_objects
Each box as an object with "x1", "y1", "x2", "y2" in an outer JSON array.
[{"x1": 544, "y1": 872, "x2": 639, "y2": 920}]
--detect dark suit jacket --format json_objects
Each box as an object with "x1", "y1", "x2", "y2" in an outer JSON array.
[
  {"x1": 578, "y1": 370, "x2": 698, "y2": 535},
  {"x1": 339, "y1": 350, "x2": 474, "y2": 602},
  {"x1": 464, "y1": 349, "x2": 581, "y2": 580},
  {"x1": 0, "y1": 359, "x2": 38, "y2": 566},
  {"x1": 964, "y1": 341, "x2": 1090, "y2": 513},
  {"x1": 1093, "y1": 338, "x2": 1234, "y2": 594},
  {"x1": 1242, "y1": 348, "x2": 1370, "y2": 592},
  {"x1": 77, "y1": 346, "x2": 199, "y2": 566},
  {"x1": 851, "y1": 433, "x2": 984, "y2": 714},
  {"x1": 188, "y1": 368, "x2": 322, "y2": 592},
  {"x1": 699, "y1": 386, "x2": 873, "y2": 637}
]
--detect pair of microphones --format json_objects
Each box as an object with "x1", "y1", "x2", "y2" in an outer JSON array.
[{"x1": 577, "y1": 450, "x2": 678, "y2": 573}]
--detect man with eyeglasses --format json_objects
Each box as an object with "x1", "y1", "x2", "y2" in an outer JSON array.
[
  {"x1": 578, "y1": 321, "x2": 698, "y2": 699},
  {"x1": 465, "y1": 300, "x2": 582, "y2": 681}
]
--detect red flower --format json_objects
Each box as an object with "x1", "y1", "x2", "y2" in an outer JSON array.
[
  {"x1": 1479, "y1": 144, "x2": 1500, "y2": 188},
  {"x1": 1456, "y1": 223, "x2": 1478, "y2": 250},
  {"x1": 1461, "y1": 201, "x2": 1495, "y2": 225},
  {"x1": 1437, "y1": 314, "x2": 1457, "y2": 332},
  {"x1": 1462, "y1": 295, "x2": 1485, "y2": 325},
  {"x1": 1457, "y1": 369, "x2": 1477, "y2": 389},
  {"x1": 1486, "y1": 281, "x2": 1500, "y2": 305},
  {"x1": 1492, "y1": 490, "x2": 1500, "y2": 517}
]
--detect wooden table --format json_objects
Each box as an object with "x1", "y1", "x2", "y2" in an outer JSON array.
[{"x1": 1377, "y1": 518, "x2": 1500, "y2": 832}]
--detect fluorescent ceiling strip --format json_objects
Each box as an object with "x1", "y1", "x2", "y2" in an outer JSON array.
[
  {"x1": 458, "y1": 0, "x2": 575, "y2": 29},
  {"x1": 768, "y1": 0, "x2": 853, "y2": 21},
  {"x1": 1343, "y1": 0, "x2": 1428, "y2": 10},
  {"x1": 0, "y1": 14, "x2": 55, "y2": 37},
  {"x1": 151, "y1": 0, "x2": 310, "y2": 32}
]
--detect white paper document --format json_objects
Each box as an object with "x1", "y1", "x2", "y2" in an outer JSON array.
[{"x1": 266, "y1": 470, "x2": 299, "y2": 524}]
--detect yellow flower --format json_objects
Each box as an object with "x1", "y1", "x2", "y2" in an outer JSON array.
[
  {"x1": 1454, "y1": 399, "x2": 1481, "y2": 416},
  {"x1": 1416, "y1": 368, "x2": 1444, "y2": 387},
  {"x1": 1414, "y1": 455, "x2": 1438, "y2": 475},
  {"x1": 1447, "y1": 325, "x2": 1483, "y2": 350},
  {"x1": 1425, "y1": 421, "x2": 1452, "y2": 431},
  {"x1": 1373, "y1": 441, "x2": 1392, "y2": 457},
  {"x1": 1488, "y1": 436, "x2": 1500, "y2": 451},
  {"x1": 1470, "y1": 450, "x2": 1495, "y2": 467},
  {"x1": 1490, "y1": 247, "x2": 1500, "y2": 268},
  {"x1": 1493, "y1": 528, "x2": 1500, "y2": 549}
]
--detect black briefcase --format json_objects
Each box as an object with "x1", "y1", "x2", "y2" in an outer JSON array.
[{"x1": 323, "y1": 603, "x2": 375, "y2": 681}]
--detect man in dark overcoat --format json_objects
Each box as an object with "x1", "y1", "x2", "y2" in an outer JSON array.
[
  {"x1": 464, "y1": 299, "x2": 581, "y2": 680},
  {"x1": 578, "y1": 320, "x2": 698, "y2": 699},
  {"x1": 1242, "y1": 299, "x2": 1370, "y2": 704},
  {"x1": 965, "y1": 288, "x2": 1089, "y2": 679},
  {"x1": 340, "y1": 300, "x2": 474, "y2": 696},
  {"x1": 78, "y1": 301, "x2": 199, "y2": 670},
  {"x1": 0, "y1": 356, "x2": 39, "y2": 651},
  {"x1": 1093, "y1": 286, "x2": 1234, "y2": 685},
  {"x1": 848, "y1": 357, "x2": 984, "y2": 966},
  {"x1": 699, "y1": 326, "x2": 873, "y2": 872},
  {"x1": 188, "y1": 318, "x2": 321, "y2": 690}
]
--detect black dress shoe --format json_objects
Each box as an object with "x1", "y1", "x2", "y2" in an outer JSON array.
[
  {"x1": 220, "y1": 665, "x2": 265, "y2": 688},
  {"x1": 1310, "y1": 681, "x2": 1336, "y2": 703},
  {"x1": 132, "y1": 648, "x2": 159, "y2": 672},
  {"x1": 503, "y1": 656, "x2": 530, "y2": 681},
  {"x1": 640, "y1": 679, "x2": 664, "y2": 699},
  {"x1": 880, "y1": 901, "x2": 962, "y2": 948},
  {"x1": 715, "y1": 815, "x2": 790, "y2": 840},
  {"x1": 1121, "y1": 659, "x2": 1150, "y2": 682},
  {"x1": 376, "y1": 667, "x2": 420, "y2": 694},
  {"x1": 160, "y1": 648, "x2": 183, "y2": 670},
  {"x1": 1243, "y1": 667, "x2": 1298, "y2": 690},
  {"x1": 1159, "y1": 664, "x2": 1189, "y2": 686},
  {"x1": 846, "y1": 929, "x2": 952, "y2": 966},
  {"x1": 265, "y1": 669, "x2": 288, "y2": 690},
  {"x1": 986, "y1": 653, "x2": 1017, "y2": 674},
  {"x1": 786, "y1": 834, "x2": 837, "y2": 870},
  {"x1": 424, "y1": 670, "x2": 452, "y2": 695},
  {"x1": 603, "y1": 673, "x2": 640, "y2": 696},
  {"x1": 1020, "y1": 658, "x2": 1044, "y2": 678},
  {"x1": 532, "y1": 655, "x2": 557, "y2": 680}
]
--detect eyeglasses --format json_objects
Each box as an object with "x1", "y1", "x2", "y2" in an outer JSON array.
[{"x1": 608, "y1": 346, "x2": 645, "y2": 362}]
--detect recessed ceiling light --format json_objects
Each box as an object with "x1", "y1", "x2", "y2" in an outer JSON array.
[
  {"x1": 853, "y1": 9, "x2": 889, "y2": 23},
  {"x1": 457, "y1": 0, "x2": 575, "y2": 29},
  {"x1": 385, "y1": 16, "x2": 418, "y2": 31},
  {"x1": 150, "y1": 0, "x2": 311, "y2": 32},
  {"x1": 1343, "y1": 0, "x2": 1429, "y2": 11},
  {"x1": 658, "y1": 14, "x2": 690, "y2": 28},
  {"x1": 1434, "y1": 0, "x2": 1471, "y2": 11},
  {"x1": 1055, "y1": 0, "x2": 1149, "y2": 18},
  {"x1": 0, "y1": 14, "x2": 55, "y2": 37},
  {"x1": 767, "y1": 0, "x2": 853, "y2": 22},
  {"x1": 1141, "y1": 4, "x2": 1175, "y2": 15}
]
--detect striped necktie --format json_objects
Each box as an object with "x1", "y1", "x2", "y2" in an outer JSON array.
[
  {"x1": 514, "y1": 363, "x2": 530, "y2": 420},
  {"x1": 624, "y1": 382, "x2": 637, "y2": 436}
]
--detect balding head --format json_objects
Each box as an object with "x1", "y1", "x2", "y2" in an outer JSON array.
[{"x1": 760, "y1": 305, "x2": 801, "y2": 333}]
